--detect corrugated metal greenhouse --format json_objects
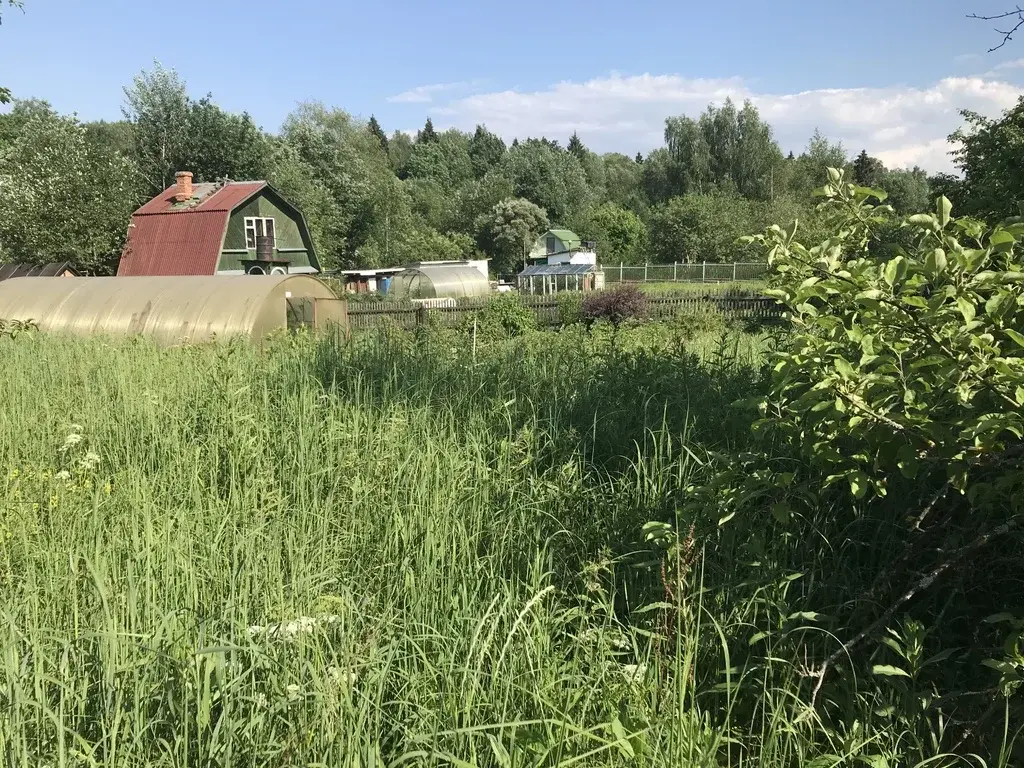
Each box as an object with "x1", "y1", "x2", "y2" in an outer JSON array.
[
  {"x1": 387, "y1": 264, "x2": 490, "y2": 300},
  {"x1": 0, "y1": 275, "x2": 346, "y2": 344}
]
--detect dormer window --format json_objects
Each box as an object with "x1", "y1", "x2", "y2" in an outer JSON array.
[
  {"x1": 244, "y1": 217, "x2": 275, "y2": 249},
  {"x1": 546, "y1": 235, "x2": 557, "y2": 253}
]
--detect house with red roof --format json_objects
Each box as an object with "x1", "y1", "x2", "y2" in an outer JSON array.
[{"x1": 118, "y1": 171, "x2": 320, "y2": 277}]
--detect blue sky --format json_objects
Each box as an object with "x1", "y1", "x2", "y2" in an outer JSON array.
[{"x1": 2, "y1": 0, "x2": 1023, "y2": 170}]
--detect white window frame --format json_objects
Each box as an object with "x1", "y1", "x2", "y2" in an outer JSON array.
[{"x1": 244, "y1": 217, "x2": 276, "y2": 250}]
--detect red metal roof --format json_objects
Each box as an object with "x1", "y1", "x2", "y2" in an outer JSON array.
[{"x1": 118, "y1": 181, "x2": 267, "y2": 276}]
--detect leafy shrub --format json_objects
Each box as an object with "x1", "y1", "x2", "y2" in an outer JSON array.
[
  {"x1": 580, "y1": 285, "x2": 648, "y2": 327},
  {"x1": 670, "y1": 300, "x2": 726, "y2": 340},
  {"x1": 556, "y1": 290, "x2": 584, "y2": 325},
  {"x1": 668, "y1": 168, "x2": 1024, "y2": 758},
  {"x1": 473, "y1": 292, "x2": 536, "y2": 338}
]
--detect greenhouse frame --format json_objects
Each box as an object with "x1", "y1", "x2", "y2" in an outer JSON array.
[
  {"x1": 516, "y1": 263, "x2": 604, "y2": 295},
  {"x1": 386, "y1": 264, "x2": 490, "y2": 300},
  {"x1": 0, "y1": 274, "x2": 347, "y2": 344}
]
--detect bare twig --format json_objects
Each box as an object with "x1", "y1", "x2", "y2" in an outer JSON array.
[
  {"x1": 804, "y1": 519, "x2": 1018, "y2": 707},
  {"x1": 968, "y1": 7, "x2": 1024, "y2": 52}
]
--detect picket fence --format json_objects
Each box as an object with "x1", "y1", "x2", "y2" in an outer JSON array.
[{"x1": 347, "y1": 294, "x2": 781, "y2": 331}]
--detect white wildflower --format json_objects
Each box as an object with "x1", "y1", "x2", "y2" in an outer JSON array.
[
  {"x1": 254, "y1": 692, "x2": 268, "y2": 709},
  {"x1": 620, "y1": 663, "x2": 648, "y2": 683},
  {"x1": 81, "y1": 451, "x2": 100, "y2": 470},
  {"x1": 327, "y1": 666, "x2": 358, "y2": 688},
  {"x1": 247, "y1": 614, "x2": 341, "y2": 641},
  {"x1": 60, "y1": 432, "x2": 83, "y2": 452},
  {"x1": 55, "y1": 470, "x2": 72, "y2": 482},
  {"x1": 286, "y1": 683, "x2": 302, "y2": 701}
]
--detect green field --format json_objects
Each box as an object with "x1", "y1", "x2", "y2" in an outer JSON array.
[{"x1": 0, "y1": 317, "x2": 1008, "y2": 766}]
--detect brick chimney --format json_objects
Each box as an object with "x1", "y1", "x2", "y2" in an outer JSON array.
[{"x1": 174, "y1": 171, "x2": 193, "y2": 202}]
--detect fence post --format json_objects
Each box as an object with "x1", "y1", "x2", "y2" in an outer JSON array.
[
  {"x1": 673, "y1": 262, "x2": 677, "y2": 281},
  {"x1": 644, "y1": 263, "x2": 648, "y2": 283},
  {"x1": 702, "y1": 262, "x2": 706, "y2": 283},
  {"x1": 733, "y1": 262, "x2": 737, "y2": 282},
  {"x1": 619, "y1": 261, "x2": 623, "y2": 283}
]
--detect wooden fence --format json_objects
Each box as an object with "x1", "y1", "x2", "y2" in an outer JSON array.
[{"x1": 347, "y1": 294, "x2": 781, "y2": 331}]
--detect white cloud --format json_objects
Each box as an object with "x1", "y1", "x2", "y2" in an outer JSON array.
[
  {"x1": 388, "y1": 81, "x2": 476, "y2": 104},
  {"x1": 993, "y1": 57, "x2": 1024, "y2": 70},
  {"x1": 428, "y1": 73, "x2": 1023, "y2": 172}
]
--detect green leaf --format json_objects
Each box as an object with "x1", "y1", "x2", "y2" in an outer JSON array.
[
  {"x1": 872, "y1": 664, "x2": 911, "y2": 678},
  {"x1": 788, "y1": 611, "x2": 826, "y2": 622},
  {"x1": 857, "y1": 755, "x2": 890, "y2": 768},
  {"x1": 771, "y1": 502, "x2": 792, "y2": 524},
  {"x1": 956, "y1": 297, "x2": 976, "y2": 323},
  {"x1": 1005, "y1": 329, "x2": 1024, "y2": 349},
  {"x1": 925, "y1": 248, "x2": 947, "y2": 276},
  {"x1": 848, "y1": 470, "x2": 869, "y2": 499},
  {"x1": 834, "y1": 357, "x2": 855, "y2": 379},
  {"x1": 908, "y1": 213, "x2": 938, "y2": 230},
  {"x1": 883, "y1": 256, "x2": 906, "y2": 287},
  {"x1": 936, "y1": 196, "x2": 952, "y2": 228}
]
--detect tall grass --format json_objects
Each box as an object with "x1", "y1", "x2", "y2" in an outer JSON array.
[{"x1": 0, "y1": 326, "x2": 988, "y2": 766}]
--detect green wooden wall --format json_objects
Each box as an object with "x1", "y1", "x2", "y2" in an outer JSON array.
[{"x1": 217, "y1": 191, "x2": 316, "y2": 272}]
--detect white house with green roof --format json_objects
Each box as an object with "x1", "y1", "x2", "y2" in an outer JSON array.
[{"x1": 527, "y1": 229, "x2": 597, "y2": 266}]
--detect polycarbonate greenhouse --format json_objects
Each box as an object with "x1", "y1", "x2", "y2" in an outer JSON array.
[
  {"x1": 517, "y1": 263, "x2": 605, "y2": 295},
  {"x1": 0, "y1": 274, "x2": 347, "y2": 344},
  {"x1": 387, "y1": 264, "x2": 490, "y2": 300}
]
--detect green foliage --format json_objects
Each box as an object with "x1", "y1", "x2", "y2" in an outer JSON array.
[
  {"x1": 881, "y1": 166, "x2": 931, "y2": 214},
  {"x1": 952, "y1": 96, "x2": 1024, "y2": 220},
  {"x1": 415, "y1": 116, "x2": 438, "y2": 144},
  {"x1": 473, "y1": 292, "x2": 537, "y2": 338},
  {"x1": 0, "y1": 102, "x2": 137, "y2": 272},
  {"x1": 579, "y1": 202, "x2": 649, "y2": 264},
  {"x1": 474, "y1": 197, "x2": 549, "y2": 275},
  {"x1": 690, "y1": 170, "x2": 1024, "y2": 757},
  {"x1": 556, "y1": 289, "x2": 584, "y2": 325},
  {"x1": 496, "y1": 138, "x2": 592, "y2": 225},
  {"x1": 648, "y1": 193, "x2": 761, "y2": 263},
  {"x1": 853, "y1": 149, "x2": 886, "y2": 188},
  {"x1": 405, "y1": 130, "x2": 473, "y2": 190},
  {"x1": 467, "y1": 124, "x2": 505, "y2": 179},
  {"x1": 367, "y1": 114, "x2": 388, "y2": 153},
  {"x1": 664, "y1": 98, "x2": 783, "y2": 200}
]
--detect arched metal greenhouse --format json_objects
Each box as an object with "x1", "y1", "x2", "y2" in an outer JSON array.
[
  {"x1": 387, "y1": 264, "x2": 490, "y2": 300},
  {"x1": 0, "y1": 275, "x2": 347, "y2": 344}
]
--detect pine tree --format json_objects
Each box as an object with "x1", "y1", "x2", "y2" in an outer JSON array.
[
  {"x1": 416, "y1": 117, "x2": 438, "y2": 144},
  {"x1": 853, "y1": 149, "x2": 885, "y2": 187},
  {"x1": 511, "y1": 138, "x2": 519, "y2": 148},
  {"x1": 567, "y1": 131, "x2": 586, "y2": 160},
  {"x1": 367, "y1": 115, "x2": 389, "y2": 153},
  {"x1": 635, "y1": 151, "x2": 644, "y2": 164}
]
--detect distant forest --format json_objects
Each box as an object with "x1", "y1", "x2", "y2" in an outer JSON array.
[{"x1": 0, "y1": 61, "x2": 1016, "y2": 275}]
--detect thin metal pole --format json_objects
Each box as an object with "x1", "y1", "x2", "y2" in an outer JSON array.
[
  {"x1": 702, "y1": 262, "x2": 707, "y2": 283},
  {"x1": 673, "y1": 262, "x2": 677, "y2": 281},
  {"x1": 733, "y1": 262, "x2": 737, "y2": 281}
]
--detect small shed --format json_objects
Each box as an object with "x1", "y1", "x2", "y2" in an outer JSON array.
[
  {"x1": 0, "y1": 261, "x2": 80, "y2": 281},
  {"x1": 0, "y1": 275, "x2": 346, "y2": 344},
  {"x1": 517, "y1": 263, "x2": 604, "y2": 295},
  {"x1": 334, "y1": 267, "x2": 405, "y2": 294},
  {"x1": 387, "y1": 264, "x2": 490, "y2": 300}
]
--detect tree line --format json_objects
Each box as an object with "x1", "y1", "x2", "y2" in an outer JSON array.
[{"x1": 0, "y1": 61, "x2": 1010, "y2": 275}]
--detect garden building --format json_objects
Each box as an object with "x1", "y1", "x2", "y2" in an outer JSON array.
[
  {"x1": 0, "y1": 275, "x2": 346, "y2": 344},
  {"x1": 517, "y1": 263, "x2": 604, "y2": 295},
  {"x1": 528, "y1": 229, "x2": 597, "y2": 266},
  {"x1": 118, "y1": 171, "x2": 320, "y2": 277},
  {"x1": 387, "y1": 263, "x2": 490, "y2": 300}
]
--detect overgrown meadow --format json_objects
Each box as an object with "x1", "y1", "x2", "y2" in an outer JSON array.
[{"x1": 3, "y1": 179, "x2": 1024, "y2": 767}]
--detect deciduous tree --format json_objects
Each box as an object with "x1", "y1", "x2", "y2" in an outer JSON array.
[{"x1": 474, "y1": 197, "x2": 549, "y2": 275}]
